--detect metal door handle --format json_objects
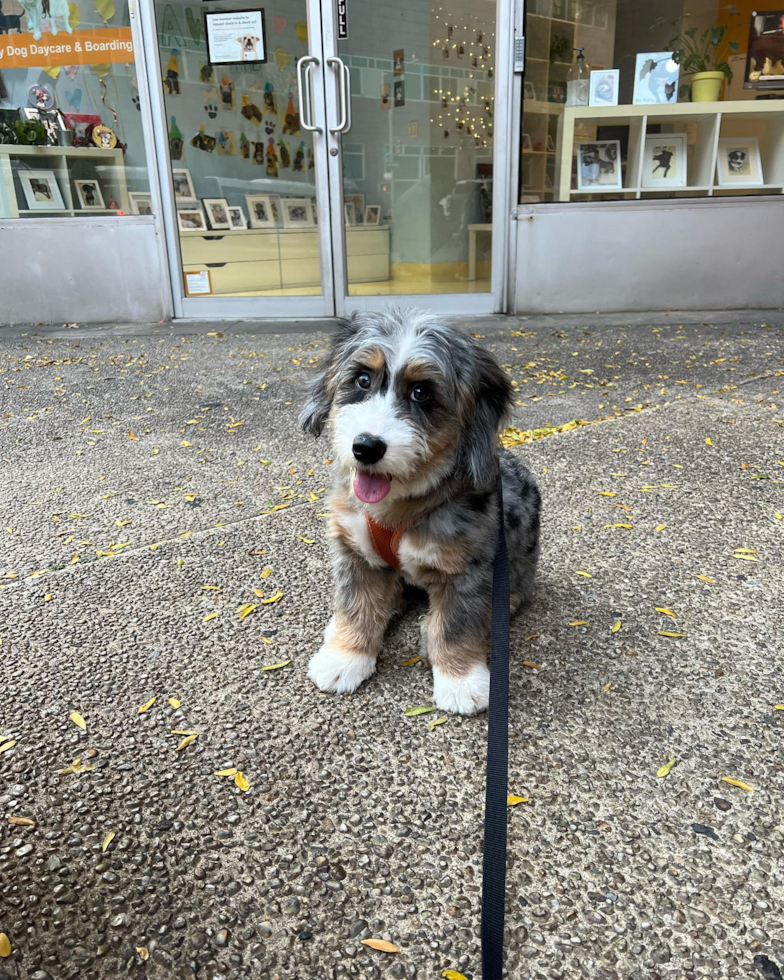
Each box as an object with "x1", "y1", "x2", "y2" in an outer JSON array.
[
  {"x1": 296, "y1": 55, "x2": 322, "y2": 134},
  {"x1": 327, "y1": 57, "x2": 352, "y2": 134}
]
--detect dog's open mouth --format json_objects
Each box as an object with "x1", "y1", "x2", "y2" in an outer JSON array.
[{"x1": 353, "y1": 470, "x2": 391, "y2": 504}]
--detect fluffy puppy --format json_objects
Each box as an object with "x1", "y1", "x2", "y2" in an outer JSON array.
[{"x1": 300, "y1": 309, "x2": 540, "y2": 715}]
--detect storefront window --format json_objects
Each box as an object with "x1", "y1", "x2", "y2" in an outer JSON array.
[
  {"x1": 0, "y1": 0, "x2": 151, "y2": 218},
  {"x1": 520, "y1": 0, "x2": 784, "y2": 203}
]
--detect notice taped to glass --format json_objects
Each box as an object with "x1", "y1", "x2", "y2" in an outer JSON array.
[{"x1": 205, "y1": 9, "x2": 267, "y2": 66}]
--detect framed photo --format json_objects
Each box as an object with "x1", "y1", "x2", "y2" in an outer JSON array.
[
  {"x1": 245, "y1": 194, "x2": 277, "y2": 228},
  {"x1": 364, "y1": 204, "x2": 382, "y2": 225},
  {"x1": 523, "y1": 81, "x2": 537, "y2": 102},
  {"x1": 522, "y1": 132, "x2": 533, "y2": 151},
  {"x1": 344, "y1": 202, "x2": 356, "y2": 225},
  {"x1": 281, "y1": 197, "x2": 315, "y2": 228},
  {"x1": 74, "y1": 179, "x2": 105, "y2": 210},
  {"x1": 19, "y1": 170, "x2": 65, "y2": 211},
  {"x1": 171, "y1": 169, "x2": 197, "y2": 207},
  {"x1": 744, "y1": 11, "x2": 784, "y2": 89},
  {"x1": 344, "y1": 193, "x2": 365, "y2": 223},
  {"x1": 129, "y1": 192, "x2": 153, "y2": 215},
  {"x1": 716, "y1": 137, "x2": 764, "y2": 187},
  {"x1": 267, "y1": 195, "x2": 282, "y2": 225},
  {"x1": 589, "y1": 69, "x2": 620, "y2": 107},
  {"x1": 633, "y1": 52, "x2": 679, "y2": 104},
  {"x1": 227, "y1": 206, "x2": 247, "y2": 229},
  {"x1": 641, "y1": 133, "x2": 688, "y2": 189},
  {"x1": 177, "y1": 208, "x2": 208, "y2": 231},
  {"x1": 546, "y1": 134, "x2": 556, "y2": 152},
  {"x1": 203, "y1": 197, "x2": 232, "y2": 230},
  {"x1": 310, "y1": 199, "x2": 319, "y2": 225},
  {"x1": 204, "y1": 9, "x2": 266, "y2": 66},
  {"x1": 548, "y1": 82, "x2": 566, "y2": 104},
  {"x1": 576, "y1": 140, "x2": 622, "y2": 191}
]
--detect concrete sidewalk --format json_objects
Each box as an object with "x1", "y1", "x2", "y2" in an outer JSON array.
[{"x1": 1, "y1": 314, "x2": 783, "y2": 980}]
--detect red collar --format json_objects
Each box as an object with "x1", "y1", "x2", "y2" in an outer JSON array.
[{"x1": 365, "y1": 514, "x2": 407, "y2": 569}]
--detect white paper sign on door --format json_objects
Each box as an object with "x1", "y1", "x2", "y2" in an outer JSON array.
[{"x1": 205, "y1": 10, "x2": 267, "y2": 65}]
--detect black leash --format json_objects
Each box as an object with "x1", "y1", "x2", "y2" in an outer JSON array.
[{"x1": 481, "y1": 473, "x2": 510, "y2": 979}]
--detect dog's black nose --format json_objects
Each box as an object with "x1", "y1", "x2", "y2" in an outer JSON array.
[{"x1": 352, "y1": 433, "x2": 387, "y2": 464}]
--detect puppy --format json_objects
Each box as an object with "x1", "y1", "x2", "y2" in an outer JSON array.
[{"x1": 300, "y1": 309, "x2": 541, "y2": 715}]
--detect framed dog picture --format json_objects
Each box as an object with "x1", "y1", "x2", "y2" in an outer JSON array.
[
  {"x1": 171, "y1": 169, "x2": 197, "y2": 207},
  {"x1": 129, "y1": 192, "x2": 153, "y2": 215},
  {"x1": 177, "y1": 208, "x2": 208, "y2": 231},
  {"x1": 576, "y1": 140, "x2": 623, "y2": 191},
  {"x1": 74, "y1": 179, "x2": 105, "y2": 210},
  {"x1": 344, "y1": 193, "x2": 365, "y2": 223},
  {"x1": 589, "y1": 69, "x2": 620, "y2": 106},
  {"x1": 227, "y1": 205, "x2": 247, "y2": 229},
  {"x1": 716, "y1": 137, "x2": 764, "y2": 187},
  {"x1": 205, "y1": 9, "x2": 267, "y2": 65},
  {"x1": 344, "y1": 202, "x2": 356, "y2": 226},
  {"x1": 641, "y1": 133, "x2": 687, "y2": 189},
  {"x1": 281, "y1": 197, "x2": 315, "y2": 228},
  {"x1": 203, "y1": 197, "x2": 232, "y2": 230},
  {"x1": 19, "y1": 170, "x2": 65, "y2": 211},
  {"x1": 633, "y1": 52, "x2": 679, "y2": 104},
  {"x1": 245, "y1": 194, "x2": 277, "y2": 228},
  {"x1": 364, "y1": 204, "x2": 382, "y2": 225}
]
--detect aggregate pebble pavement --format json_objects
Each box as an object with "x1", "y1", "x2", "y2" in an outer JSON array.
[{"x1": 1, "y1": 314, "x2": 783, "y2": 980}]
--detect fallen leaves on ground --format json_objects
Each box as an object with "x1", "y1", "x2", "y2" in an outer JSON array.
[
  {"x1": 360, "y1": 939, "x2": 400, "y2": 953},
  {"x1": 237, "y1": 602, "x2": 256, "y2": 620},
  {"x1": 658, "y1": 631, "x2": 686, "y2": 638},
  {"x1": 657, "y1": 757, "x2": 677, "y2": 778},
  {"x1": 135, "y1": 947, "x2": 149, "y2": 961},
  {"x1": 58, "y1": 758, "x2": 96, "y2": 775},
  {"x1": 168, "y1": 697, "x2": 181, "y2": 708},
  {"x1": 522, "y1": 660, "x2": 541, "y2": 670},
  {"x1": 721, "y1": 776, "x2": 755, "y2": 792},
  {"x1": 655, "y1": 607, "x2": 677, "y2": 619},
  {"x1": 611, "y1": 620, "x2": 621, "y2": 633},
  {"x1": 138, "y1": 697, "x2": 156, "y2": 714},
  {"x1": 235, "y1": 771, "x2": 250, "y2": 792},
  {"x1": 9, "y1": 816, "x2": 35, "y2": 827},
  {"x1": 261, "y1": 589, "x2": 283, "y2": 604},
  {"x1": 428, "y1": 717, "x2": 447, "y2": 731},
  {"x1": 399, "y1": 656, "x2": 422, "y2": 666},
  {"x1": 69, "y1": 710, "x2": 86, "y2": 730},
  {"x1": 260, "y1": 660, "x2": 290, "y2": 671},
  {"x1": 102, "y1": 832, "x2": 115, "y2": 852},
  {"x1": 507, "y1": 795, "x2": 528, "y2": 806},
  {"x1": 403, "y1": 706, "x2": 436, "y2": 717},
  {"x1": 0, "y1": 934, "x2": 11, "y2": 958},
  {"x1": 176, "y1": 733, "x2": 198, "y2": 752},
  {"x1": 215, "y1": 767, "x2": 238, "y2": 777},
  {"x1": 0, "y1": 740, "x2": 17, "y2": 755},
  {"x1": 442, "y1": 971, "x2": 469, "y2": 980}
]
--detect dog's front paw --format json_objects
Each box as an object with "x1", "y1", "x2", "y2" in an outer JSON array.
[
  {"x1": 432, "y1": 663, "x2": 490, "y2": 715},
  {"x1": 308, "y1": 643, "x2": 376, "y2": 695}
]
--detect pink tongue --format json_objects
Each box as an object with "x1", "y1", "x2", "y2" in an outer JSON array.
[{"x1": 354, "y1": 471, "x2": 391, "y2": 503}]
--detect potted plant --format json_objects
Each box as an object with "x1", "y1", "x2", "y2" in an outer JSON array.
[{"x1": 669, "y1": 24, "x2": 739, "y2": 102}]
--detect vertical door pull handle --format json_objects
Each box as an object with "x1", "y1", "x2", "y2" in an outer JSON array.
[{"x1": 296, "y1": 55, "x2": 323, "y2": 134}]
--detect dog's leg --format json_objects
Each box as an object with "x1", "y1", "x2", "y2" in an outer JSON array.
[
  {"x1": 308, "y1": 554, "x2": 400, "y2": 696},
  {"x1": 427, "y1": 575, "x2": 491, "y2": 716}
]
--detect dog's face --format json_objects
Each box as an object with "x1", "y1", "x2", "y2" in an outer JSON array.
[{"x1": 300, "y1": 310, "x2": 511, "y2": 505}]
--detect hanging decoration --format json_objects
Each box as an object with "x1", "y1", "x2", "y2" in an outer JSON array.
[
  {"x1": 91, "y1": 123, "x2": 117, "y2": 148},
  {"x1": 217, "y1": 130, "x2": 236, "y2": 155},
  {"x1": 191, "y1": 125, "x2": 216, "y2": 152},
  {"x1": 263, "y1": 81, "x2": 277, "y2": 114},
  {"x1": 199, "y1": 63, "x2": 214, "y2": 84},
  {"x1": 169, "y1": 116, "x2": 184, "y2": 159},
  {"x1": 239, "y1": 131, "x2": 250, "y2": 159},
  {"x1": 219, "y1": 76, "x2": 234, "y2": 110},
  {"x1": 252, "y1": 140, "x2": 264, "y2": 164},
  {"x1": 28, "y1": 84, "x2": 54, "y2": 109},
  {"x1": 272, "y1": 14, "x2": 286, "y2": 33},
  {"x1": 295, "y1": 20, "x2": 307, "y2": 43},
  {"x1": 274, "y1": 47, "x2": 290, "y2": 69},
  {"x1": 292, "y1": 140, "x2": 304, "y2": 171},
  {"x1": 94, "y1": 0, "x2": 114, "y2": 23},
  {"x1": 281, "y1": 94, "x2": 299, "y2": 135},
  {"x1": 42, "y1": 66, "x2": 62, "y2": 80},
  {"x1": 307, "y1": 147, "x2": 314, "y2": 170},
  {"x1": 65, "y1": 87, "x2": 83, "y2": 111},
  {"x1": 163, "y1": 50, "x2": 180, "y2": 95},
  {"x1": 90, "y1": 62, "x2": 119, "y2": 126},
  {"x1": 278, "y1": 139, "x2": 290, "y2": 168},
  {"x1": 431, "y1": 10, "x2": 495, "y2": 148},
  {"x1": 241, "y1": 93, "x2": 262, "y2": 125},
  {"x1": 265, "y1": 138, "x2": 279, "y2": 177}
]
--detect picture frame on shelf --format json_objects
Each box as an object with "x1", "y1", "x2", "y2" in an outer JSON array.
[
  {"x1": 641, "y1": 133, "x2": 688, "y2": 189},
  {"x1": 632, "y1": 52, "x2": 679, "y2": 105},
  {"x1": 310, "y1": 199, "x2": 319, "y2": 225},
  {"x1": 129, "y1": 192, "x2": 153, "y2": 216},
  {"x1": 177, "y1": 208, "x2": 208, "y2": 231},
  {"x1": 203, "y1": 197, "x2": 232, "y2": 230},
  {"x1": 364, "y1": 204, "x2": 382, "y2": 226},
  {"x1": 523, "y1": 81, "x2": 537, "y2": 102},
  {"x1": 344, "y1": 193, "x2": 365, "y2": 223},
  {"x1": 19, "y1": 170, "x2": 65, "y2": 211},
  {"x1": 548, "y1": 82, "x2": 566, "y2": 105},
  {"x1": 589, "y1": 69, "x2": 620, "y2": 107},
  {"x1": 267, "y1": 195, "x2": 282, "y2": 225},
  {"x1": 171, "y1": 169, "x2": 197, "y2": 207},
  {"x1": 546, "y1": 134, "x2": 556, "y2": 152},
  {"x1": 716, "y1": 137, "x2": 764, "y2": 187},
  {"x1": 74, "y1": 179, "x2": 105, "y2": 210},
  {"x1": 522, "y1": 132, "x2": 533, "y2": 151},
  {"x1": 344, "y1": 202, "x2": 356, "y2": 226},
  {"x1": 245, "y1": 194, "x2": 277, "y2": 228},
  {"x1": 281, "y1": 197, "x2": 315, "y2": 228},
  {"x1": 227, "y1": 206, "x2": 247, "y2": 229},
  {"x1": 576, "y1": 140, "x2": 622, "y2": 191}
]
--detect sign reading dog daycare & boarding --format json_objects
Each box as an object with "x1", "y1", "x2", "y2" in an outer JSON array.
[
  {"x1": 205, "y1": 9, "x2": 267, "y2": 65},
  {"x1": 0, "y1": 28, "x2": 134, "y2": 69}
]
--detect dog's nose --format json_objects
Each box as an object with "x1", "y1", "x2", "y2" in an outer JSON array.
[{"x1": 352, "y1": 433, "x2": 387, "y2": 465}]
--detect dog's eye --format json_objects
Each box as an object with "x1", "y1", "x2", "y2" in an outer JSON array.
[
  {"x1": 410, "y1": 384, "x2": 431, "y2": 403},
  {"x1": 356, "y1": 372, "x2": 372, "y2": 390}
]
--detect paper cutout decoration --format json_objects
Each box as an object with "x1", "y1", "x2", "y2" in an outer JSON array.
[
  {"x1": 23, "y1": 0, "x2": 71, "y2": 38},
  {"x1": 264, "y1": 119, "x2": 276, "y2": 136},
  {"x1": 199, "y1": 63, "x2": 214, "y2": 84},
  {"x1": 241, "y1": 94, "x2": 262, "y2": 125},
  {"x1": 381, "y1": 83, "x2": 390, "y2": 109},
  {"x1": 282, "y1": 95, "x2": 300, "y2": 135},
  {"x1": 203, "y1": 88, "x2": 219, "y2": 118},
  {"x1": 42, "y1": 66, "x2": 61, "y2": 80},
  {"x1": 217, "y1": 130, "x2": 236, "y2": 155},
  {"x1": 64, "y1": 65, "x2": 79, "y2": 79},
  {"x1": 295, "y1": 21, "x2": 307, "y2": 42},
  {"x1": 29, "y1": 84, "x2": 54, "y2": 109},
  {"x1": 67, "y1": 1, "x2": 81, "y2": 28},
  {"x1": 191, "y1": 125, "x2": 216, "y2": 152},
  {"x1": 94, "y1": 0, "x2": 114, "y2": 23},
  {"x1": 164, "y1": 50, "x2": 180, "y2": 95},
  {"x1": 169, "y1": 116, "x2": 184, "y2": 159},
  {"x1": 239, "y1": 131, "x2": 250, "y2": 159},
  {"x1": 266, "y1": 138, "x2": 278, "y2": 177},
  {"x1": 278, "y1": 139, "x2": 290, "y2": 168},
  {"x1": 92, "y1": 124, "x2": 117, "y2": 148},
  {"x1": 272, "y1": 15, "x2": 286, "y2": 33},
  {"x1": 219, "y1": 76, "x2": 234, "y2": 110},
  {"x1": 263, "y1": 81, "x2": 277, "y2": 114},
  {"x1": 65, "y1": 87, "x2": 83, "y2": 111},
  {"x1": 307, "y1": 147, "x2": 314, "y2": 170},
  {"x1": 293, "y1": 140, "x2": 304, "y2": 171},
  {"x1": 252, "y1": 140, "x2": 264, "y2": 165},
  {"x1": 274, "y1": 48, "x2": 289, "y2": 69}
]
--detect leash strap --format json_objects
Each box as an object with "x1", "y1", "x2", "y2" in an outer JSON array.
[{"x1": 481, "y1": 473, "x2": 510, "y2": 979}]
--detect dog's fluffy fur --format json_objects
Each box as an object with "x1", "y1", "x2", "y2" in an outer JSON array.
[{"x1": 300, "y1": 309, "x2": 541, "y2": 715}]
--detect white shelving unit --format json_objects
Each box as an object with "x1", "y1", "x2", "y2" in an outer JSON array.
[
  {"x1": 0, "y1": 145, "x2": 129, "y2": 218},
  {"x1": 555, "y1": 101, "x2": 784, "y2": 201}
]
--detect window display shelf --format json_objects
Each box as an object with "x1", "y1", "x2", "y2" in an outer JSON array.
[{"x1": 555, "y1": 100, "x2": 784, "y2": 202}]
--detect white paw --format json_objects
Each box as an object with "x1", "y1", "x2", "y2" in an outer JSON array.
[
  {"x1": 432, "y1": 662, "x2": 490, "y2": 715},
  {"x1": 308, "y1": 642, "x2": 376, "y2": 695}
]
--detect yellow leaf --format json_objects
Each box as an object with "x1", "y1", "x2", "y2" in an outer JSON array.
[
  {"x1": 0, "y1": 933, "x2": 11, "y2": 958},
  {"x1": 215, "y1": 767, "x2": 238, "y2": 776},
  {"x1": 202, "y1": 585, "x2": 221, "y2": 591},
  {"x1": 442, "y1": 972, "x2": 470, "y2": 980},
  {"x1": 655, "y1": 524, "x2": 667, "y2": 531},
  {"x1": 176, "y1": 733, "x2": 198, "y2": 752},
  {"x1": 399, "y1": 656, "x2": 422, "y2": 666},
  {"x1": 168, "y1": 698, "x2": 181, "y2": 708},
  {"x1": 603, "y1": 682, "x2": 612, "y2": 692},
  {"x1": 733, "y1": 548, "x2": 757, "y2": 554},
  {"x1": 775, "y1": 513, "x2": 782, "y2": 520},
  {"x1": 597, "y1": 491, "x2": 616, "y2": 496},
  {"x1": 721, "y1": 776, "x2": 755, "y2": 792},
  {"x1": 360, "y1": 939, "x2": 400, "y2": 953},
  {"x1": 733, "y1": 554, "x2": 759, "y2": 562},
  {"x1": 298, "y1": 535, "x2": 315, "y2": 544},
  {"x1": 522, "y1": 661, "x2": 541, "y2": 670},
  {"x1": 774, "y1": 705, "x2": 784, "y2": 710},
  {"x1": 428, "y1": 716, "x2": 447, "y2": 730},
  {"x1": 404, "y1": 706, "x2": 436, "y2": 716},
  {"x1": 705, "y1": 437, "x2": 713, "y2": 446},
  {"x1": 238, "y1": 603, "x2": 257, "y2": 620},
  {"x1": 507, "y1": 795, "x2": 528, "y2": 806},
  {"x1": 101, "y1": 831, "x2": 115, "y2": 852},
  {"x1": 261, "y1": 660, "x2": 290, "y2": 671},
  {"x1": 658, "y1": 631, "x2": 686, "y2": 638},
  {"x1": 128, "y1": 430, "x2": 139, "y2": 441},
  {"x1": 261, "y1": 568, "x2": 272, "y2": 579},
  {"x1": 135, "y1": 946, "x2": 149, "y2": 961},
  {"x1": 203, "y1": 612, "x2": 218, "y2": 623},
  {"x1": 261, "y1": 589, "x2": 283, "y2": 604},
  {"x1": 9, "y1": 816, "x2": 35, "y2": 827},
  {"x1": 657, "y1": 757, "x2": 677, "y2": 777},
  {"x1": 694, "y1": 574, "x2": 714, "y2": 583},
  {"x1": 655, "y1": 607, "x2": 677, "y2": 619},
  {"x1": 69, "y1": 710, "x2": 87, "y2": 731},
  {"x1": 524, "y1": 633, "x2": 540, "y2": 642},
  {"x1": 45, "y1": 594, "x2": 52, "y2": 602},
  {"x1": 138, "y1": 697, "x2": 156, "y2": 714},
  {"x1": 575, "y1": 571, "x2": 592, "y2": 578},
  {"x1": 253, "y1": 588, "x2": 266, "y2": 598},
  {"x1": 605, "y1": 523, "x2": 633, "y2": 529},
  {"x1": 235, "y1": 771, "x2": 250, "y2": 792},
  {"x1": 260, "y1": 636, "x2": 272, "y2": 644},
  {"x1": 611, "y1": 620, "x2": 621, "y2": 633},
  {"x1": 180, "y1": 440, "x2": 192, "y2": 447},
  {"x1": 171, "y1": 729, "x2": 197, "y2": 735},
  {"x1": 0, "y1": 740, "x2": 17, "y2": 754},
  {"x1": 569, "y1": 620, "x2": 588, "y2": 626}
]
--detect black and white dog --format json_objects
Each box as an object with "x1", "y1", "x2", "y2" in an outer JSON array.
[{"x1": 300, "y1": 309, "x2": 541, "y2": 715}]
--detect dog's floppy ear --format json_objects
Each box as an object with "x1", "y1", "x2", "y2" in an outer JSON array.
[
  {"x1": 456, "y1": 345, "x2": 513, "y2": 485},
  {"x1": 299, "y1": 315, "x2": 361, "y2": 437}
]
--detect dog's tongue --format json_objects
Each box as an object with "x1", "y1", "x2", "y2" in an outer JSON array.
[{"x1": 354, "y1": 471, "x2": 391, "y2": 504}]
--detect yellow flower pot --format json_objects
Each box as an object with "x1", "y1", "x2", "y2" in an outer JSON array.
[{"x1": 690, "y1": 71, "x2": 725, "y2": 102}]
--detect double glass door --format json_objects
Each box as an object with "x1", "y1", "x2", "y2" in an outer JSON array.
[{"x1": 143, "y1": 0, "x2": 507, "y2": 317}]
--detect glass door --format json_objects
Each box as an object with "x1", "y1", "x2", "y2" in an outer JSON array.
[
  {"x1": 324, "y1": 0, "x2": 511, "y2": 313},
  {"x1": 141, "y1": 0, "x2": 335, "y2": 317}
]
